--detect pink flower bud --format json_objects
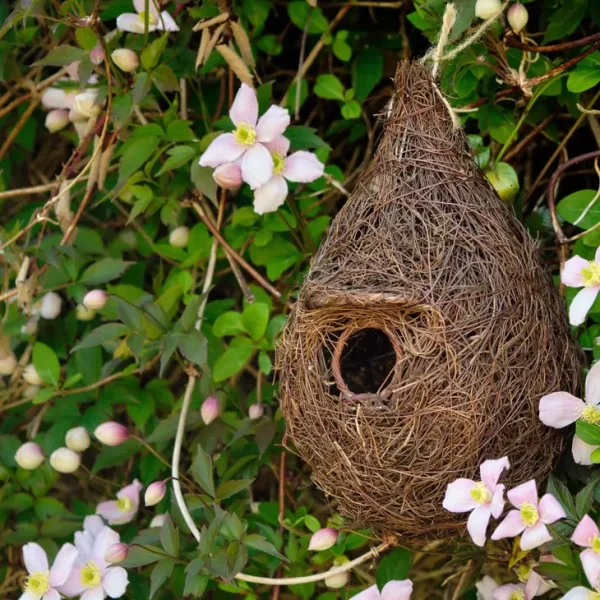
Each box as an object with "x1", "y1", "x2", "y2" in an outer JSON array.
[
  {"x1": 94, "y1": 421, "x2": 129, "y2": 446},
  {"x1": 201, "y1": 396, "x2": 220, "y2": 425},
  {"x1": 90, "y1": 44, "x2": 105, "y2": 66},
  {"x1": 83, "y1": 290, "x2": 108, "y2": 310},
  {"x1": 0, "y1": 353, "x2": 17, "y2": 376},
  {"x1": 475, "y1": 0, "x2": 501, "y2": 19},
  {"x1": 213, "y1": 163, "x2": 242, "y2": 190},
  {"x1": 23, "y1": 364, "x2": 43, "y2": 386},
  {"x1": 150, "y1": 514, "x2": 169, "y2": 528},
  {"x1": 15, "y1": 442, "x2": 44, "y2": 470},
  {"x1": 66, "y1": 426, "x2": 91, "y2": 452},
  {"x1": 248, "y1": 403, "x2": 264, "y2": 420},
  {"x1": 45, "y1": 110, "x2": 70, "y2": 133},
  {"x1": 507, "y1": 2, "x2": 528, "y2": 32},
  {"x1": 40, "y1": 291, "x2": 62, "y2": 319},
  {"x1": 308, "y1": 528, "x2": 338, "y2": 551},
  {"x1": 105, "y1": 543, "x2": 129, "y2": 564},
  {"x1": 145, "y1": 480, "x2": 167, "y2": 506},
  {"x1": 49, "y1": 447, "x2": 81, "y2": 473},
  {"x1": 111, "y1": 48, "x2": 139, "y2": 73},
  {"x1": 169, "y1": 226, "x2": 189, "y2": 248}
]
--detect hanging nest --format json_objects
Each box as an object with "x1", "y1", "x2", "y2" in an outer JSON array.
[{"x1": 276, "y1": 61, "x2": 582, "y2": 540}]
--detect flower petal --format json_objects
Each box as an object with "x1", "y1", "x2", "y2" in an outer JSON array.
[
  {"x1": 538, "y1": 493, "x2": 566, "y2": 525},
  {"x1": 538, "y1": 391, "x2": 585, "y2": 428},
  {"x1": 442, "y1": 479, "x2": 478, "y2": 513},
  {"x1": 581, "y1": 548, "x2": 600, "y2": 589},
  {"x1": 253, "y1": 175, "x2": 288, "y2": 215},
  {"x1": 572, "y1": 434, "x2": 599, "y2": 466},
  {"x1": 480, "y1": 457, "x2": 510, "y2": 490},
  {"x1": 50, "y1": 543, "x2": 79, "y2": 587},
  {"x1": 229, "y1": 83, "x2": 258, "y2": 126},
  {"x1": 569, "y1": 286, "x2": 599, "y2": 326},
  {"x1": 491, "y1": 510, "x2": 526, "y2": 540},
  {"x1": 263, "y1": 135, "x2": 290, "y2": 156},
  {"x1": 350, "y1": 584, "x2": 381, "y2": 600},
  {"x1": 561, "y1": 588, "x2": 596, "y2": 600},
  {"x1": 256, "y1": 105, "x2": 290, "y2": 142},
  {"x1": 117, "y1": 479, "x2": 142, "y2": 507},
  {"x1": 80, "y1": 588, "x2": 105, "y2": 600},
  {"x1": 524, "y1": 571, "x2": 544, "y2": 600},
  {"x1": 492, "y1": 584, "x2": 525, "y2": 600},
  {"x1": 133, "y1": 0, "x2": 160, "y2": 18},
  {"x1": 283, "y1": 151, "x2": 324, "y2": 183},
  {"x1": 199, "y1": 133, "x2": 245, "y2": 168},
  {"x1": 103, "y1": 566, "x2": 129, "y2": 598},
  {"x1": 242, "y1": 143, "x2": 274, "y2": 189},
  {"x1": 23, "y1": 542, "x2": 49, "y2": 574},
  {"x1": 490, "y1": 484, "x2": 505, "y2": 519},
  {"x1": 572, "y1": 515, "x2": 600, "y2": 548},
  {"x1": 381, "y1": 579, "x2": 413, "y2": 600},
  {"x1": 96, "y1": 501, "x2": 122, "y2": 523},
  {"x1": 157, "y1": 11, "x2": 179, "y2": 31},
  {"x1": 42, "y1": 88, "x2": 69, "y2": 110},
  {"x1": 467, "y1": 504, "x2": 492, "y2": 547},
  {"x1": 19, "y1": 592, "x2": 39, "y2": 600},
  {"x1": 43, "y1": 590, "x2": 60, "y2": 600},
  {"x1": 507, "y1": 480, "x2": 538, "y2": 509},
  {"x1": 520, "y1": 522, "x2": 552, "y2": 551},
  {"x1": 74, "y1": 530, "x2": 94, "y2": 558},
  {"x1": 116, "y1": 13, "x2": 157, "y2": 33},
  {"x1": 476, "y1": 576, "x2": 499, "y2": 600},
  {"x1": 84, "y1": 515, "x2": 106, "y2": 537},
  {"x1": 92, "y1": 527, "x2": 120, "y2": 571},
  {"x1": 56, "y1": 566, "x2": 86, "y2": 598},
  {"x1": 586, "y1": 361, "x2": 600, "y2": 407},
  {"x1": 561, "y1": 256, "x2": 589, "y2": 287}
]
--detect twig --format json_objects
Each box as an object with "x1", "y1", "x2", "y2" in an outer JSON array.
[
  {"x1": 0, "y1": 98, "x2": 41, "y2": 161},
  {"x1": 505, "y1": 31, "x2": 600, "y2": 53}
]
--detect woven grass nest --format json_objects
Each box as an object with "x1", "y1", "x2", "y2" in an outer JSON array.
[{"x1": 277, "y1": 61, "x2": 583, "y2": 540}]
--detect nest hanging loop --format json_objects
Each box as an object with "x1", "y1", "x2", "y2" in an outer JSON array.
[{"x1": 277, "y1": 60, "x2": 581, "y2": 539}]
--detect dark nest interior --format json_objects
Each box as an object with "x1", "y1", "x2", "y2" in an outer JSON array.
[{"x1": 276, "y1": 61, "x2": 583, "y2": 540}]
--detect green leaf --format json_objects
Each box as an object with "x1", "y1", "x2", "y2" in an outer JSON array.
[
  {"x1": 213, "y1": 312, "x2": 245, "y2": 337},
  {"x1": 333, "y1": 35, "x2": 352, "y2": 62},
  {"x1": 288, "y1": 1, "x2": 329, "y2": 34},
  {"x1": 534, "y1": 561, "x2": 578, "y2": 581},
  {"x1": 34, "y1": 45, "x2": 87, "y2": 66},
  {"x1": 32, "y1": 387, "x2": 56, "y2": 405},
  {"x1": 376, "y1": 547, "x2": 413, "y2": 590},
  {"x1": 121, "y1": 545, "x2": 163, "y2": 568},
  {"x1": 243, "y1": 0, "x2": 270, "y2": 27},
  {"x1": 152, "y1": 64, "x2": 180, "y2": 94},
  {"x1": 244, "y1": 533, "x2": 286, "y2": 560},
  {"x1": 92, "y1": 438, "x2": 141, "y2": 473},
  {"x1": 284, "y1": 126, "x2": 330, "y2": 151},
  {"x1": 341, "y1": 99, "x2": 361, "y2": 120},
  {"x1": 133, "y1": 72, "x2": 152, "y2": 106},
  {"x1": 546, "y1": 474, "x2": 577, "y2": 519},
  {"x1": 304, "y1": 515, "x2": 321, "y2": 532},
  {"x1": 216, "y1": 479, "x2": 254, "y2": 501},
  {"x1": 313, "y1": 74, "x2": 346, "y2": 101},
  {"x1": 141, "y1": 34, "x2": 169, "y2": 70},
  {"x1": 191, "y1": 161, "x2": 218, "y2": 202},
  {"x1": 180, "y1": 294, "x2": 203, "y2": 332},
  {"x1": 157, "y1": 145, "x2": 196, "y2": 175},
  {"x1": 71, "y1": 323, "x2": 130, "y2": 352},
  {"x1": 118, "y1": 136, "x2": 161, "y2": 185},
  {"x1": 241, "y1": 303, "x2": 269, "y2": 341},
  {"x1": 557, "y1": 190, "x2": 600, "y2": 229},
  {"x1": 485, "y1": 162, "x2": 519, "y2": 203},
  {"x1": 576, "y1": 480, "x2": 596, "y2": 518},
  {"x1": 81, "y1": 258, "x2": 133, "y2": 285},
  {"x1": 213, "y1": 343, "x2": 254, "y2": 382},
  {"x1": 33, "y1": 342, "x2": 60, "y2": 387},
  {"x1": 150, "y1": 559, "x2": 175, "y2": 598},
  {"x1": 184, "y1": 561, "x2": 208, "y2": 597},
  {"x1": 577, "y1": 420, "x2": 600, "y2": 445},
  {"x1": 191, "y1": 445, "x2": 215, "y2": 498},
  {"x1": 160, "y1": 518, "x2": 179, "y2": 557},
  {"x1": 166, "y1": 120, "x2": 197, "y2": 142},
  {"x1": 258, "y1": 351, "x2": 272, "y2": 375},
  {"x1": 75, "y1": 28, "x2": 98, "y2": 51},
  {"x1": 178, "y1": 330, "x2": 208, "y2": 369},
  {"x1": 567, "y1": 53, "x2": 600, "y2": 93},
  {"x1": 353, "y1": 48, "x2": 383, "y2": 101}
]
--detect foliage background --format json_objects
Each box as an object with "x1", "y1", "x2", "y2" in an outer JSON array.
[{"x1": 1, "y1": 0, "x2": 600, "y2": 598}]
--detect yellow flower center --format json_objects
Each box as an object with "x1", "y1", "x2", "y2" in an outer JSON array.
[
  {"x1": 515, "y1": 563, "x2": 532, "y2": 583},
  {"x1": 470, "y1": 481, "x2": 492, "y2": 504},
  {"x1": 26, "y1": 571, "x2": 50, "y2": 595},
  {"x1": 116, "y1": 496, "x2": 134, "y2": 512},
  {"x1": 80, "y1": 560, "x2": 102, "y2": 588},
  {"x1": 591, "y1": 534, "x2": 600, "y2": 554},
  {"x1": 272, "y1": 152, "x2": 285, "y2": 175},
  {"x1": 590, "y1": 593, "x2": 600, "y2": 600},
  {"x1": 509, "y1": 591, "x2": 525, "y2": 600},
  {"x1": 582, "y1": 405, "x2": 600, "y2": 425},
  {"x1": 582, "y1": 262, "x2": 600, "y2": 287},
  {"x1": 138, "y1": 11, "x2": 157, "y2": 25},
  {"x1": 233, "y1": 123, "x2": 257, "y2": 147},
  {"x1": 520, "y1": 502, "x2": 539, "y2": 527}
]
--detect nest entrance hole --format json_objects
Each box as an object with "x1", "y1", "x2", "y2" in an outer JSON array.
[{"x1": 336, "y1": 328, "x2": 397, "y2": 395}]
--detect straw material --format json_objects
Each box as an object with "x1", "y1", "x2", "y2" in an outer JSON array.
[{"x1": 277, "y1": 61, "x2": 582, "y2": 539}]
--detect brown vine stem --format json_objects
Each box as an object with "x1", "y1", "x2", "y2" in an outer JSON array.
[{"x1": 505, "y1": 31, "x2": 600, "y2": 53}]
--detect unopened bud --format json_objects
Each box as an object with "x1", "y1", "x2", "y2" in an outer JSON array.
[
  {"x1": 76, "y1": 305, "x2": 96, "y2": 321},
  {"x1": 213, "y1": 163, "x2": 242, "y2": 190},
  {"x1": 0, "y1": 353, "x2": 17, "y2": 376},
  {"x1": 150, "y1": 514, "x2": 169, "y2": 528},
  {"x1": 83, "y1": 290, "x2": 108, "y2": 310},
  {"x1": 111, "y1": 48, "x2": 139, "y2": 72},
  {"x1": 66, "y1": 427, "x2": 91, "y2": 452},
  {"x1": 90, "y1": 44, "x2": 105, "y2": 66},
  {"x1": 324, "y1": 565, "x2": 350, "y2": 589},
  {"x1": 475, "y1": 0, "x2": 502, "y2": 19},
  {"x1": 105, "y1": 543, "x2": 129, "y2": 564},
  {"x1": 169, "y1": 226, "x2": 189, "y2": 248},
  {"x1": 49, "y1": 447, "x2": 81, "y2": 473},
  {"x1": 144, "y1": 480, "x2": 167, "y2": 506},
  {"x1": 94, "y1": 421, "x2": 129, "y2": 446},
  {"x1": 201, "y1": 396, "x2": 220, "y2": 425},
  {"x1": 72, "y1": 90, "x2": 101, "y2": 121},
  {"x1": 23, "y1": 385, "x2": 40, "y2": 399},
  {"x1": 15, "y1": 442, "x2": 45, "y2": 470},
  {"x1": 23, "y1": 364, "x2": 43, "y2": 386},
  {"x1": 40, "y1": 291, "x2": 62, "y2": 319},
  {"x1": 507, "y1": 2, "x2": 528, "y2": 32},
  {"x1": 248, "y1": 403, "x2": 264, "y2": 420},
  {"x1": 45, "y1": 110, "x2": 70, "y2": 133},
  {"x1": 21, "y1": 318, "x2": 39, "y2": 336},
  {"x1": 308, "y1": 528, "x2": 338, "y2": 551}
]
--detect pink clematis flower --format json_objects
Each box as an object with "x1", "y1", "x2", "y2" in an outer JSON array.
[
  {"x1": 57, "y1": 526, "x2": 128, "y2": 600},
  {"x1": 20, "y1": 542, "x2": 78, "y2": 600},
  {"x1": 572, "y1": 515, "x2": 600, "y2": 589},
  {"x1": 252, "y1": 136, "x2": 324, "y2": 215},
  {"x1": 539, "y1": 361, "x2": 600, "y2": 465},
  {"x1": 562, "y1": 249, "x2": 600, "y2": 326},
  {"x1": 96, "y1": 480, "x2": 143, "y2": 525},
  {"x1": 491, "y1": 480, "x2": 565, "y2": 551},
  {"x1": 351, "y1": 579, "x2": 413, "y2": 600},
  {"x1": 117, "y1": 0, "x2": 179, "y2": 33},
  {"x1": 443, "y1": 457, "x2": 510, "y2": 547},
  {"x1": 41, "y1": 62, "x2": 98, "y2": 111},
  {"x1": 562, "y1": 587, "x2": 600, "y2": 599},
  {"x1": 492, "y1": 583, "x2": 528, "y2": 600},
  {"x1": 199, "y1": 84, "x2": 290, "y2": 190}
]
